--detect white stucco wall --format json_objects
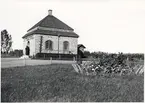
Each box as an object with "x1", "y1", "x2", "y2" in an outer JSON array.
[
  {"x1": 23, "y1": 34, "x2": 78, "y2": 56},
  {"x1": 34, "y1": 34, "x2": 78, "y2": 55},
  {"x1": 59, "y1": 36, "x2": 78, "y2": 54}
]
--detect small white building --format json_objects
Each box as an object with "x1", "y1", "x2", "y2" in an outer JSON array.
[{"x1": 22, "y1": 10, "x2": 79, "y2": 59}]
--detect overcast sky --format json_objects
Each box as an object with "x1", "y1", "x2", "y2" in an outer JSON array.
[{"x1": 0, "y1": 0, "x2": 145, "y2": 53}]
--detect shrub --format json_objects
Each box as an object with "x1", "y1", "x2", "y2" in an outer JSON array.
[{"x1": 79, "y1": 53, "x2": 144, "y2": 76}]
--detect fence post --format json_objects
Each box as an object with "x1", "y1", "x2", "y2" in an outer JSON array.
[
  {"x1": 24, "y1": 57, "x2": 26, "y2": 66},
  {"x1": 50, "y1": 57, "x2": 52, "y2": 64},
  {"x1": 73, "y1": 57, "x2": 75, "y2": 61}
]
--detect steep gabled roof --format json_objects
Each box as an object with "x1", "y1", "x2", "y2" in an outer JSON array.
[{"x1": 27, "y1": 15, "x2": 74, "y2": 32}]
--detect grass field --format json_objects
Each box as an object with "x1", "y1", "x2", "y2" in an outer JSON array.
[{"x1": 1, "y1": 64, "x2": 144, "y2": 102}]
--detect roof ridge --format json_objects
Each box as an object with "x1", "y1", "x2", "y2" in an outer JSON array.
[
  {"x1": 39, "y1": 15, "x2": 49, "y2": 27},
  {"x1": 52, "y1": 16, "x2": 74, "y2": 31},
  {"x1": 27, "y1": 15, "x2": 48, "y2": 32}
]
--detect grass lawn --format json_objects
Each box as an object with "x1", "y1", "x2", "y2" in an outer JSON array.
[{"x1": 1, "y1": 64, "x2": 144, "y2": 102}]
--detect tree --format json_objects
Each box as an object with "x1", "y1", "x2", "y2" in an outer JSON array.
[
  {"x1": 1, "y1": 29, "x2": 12, "y2": 53},
  {"x1": 84, "y1": 50, "x2": 91, "y2": 57}
]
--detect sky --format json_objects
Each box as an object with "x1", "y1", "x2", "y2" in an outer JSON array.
[{"x1": 0, "y1": 0, "x2": 145, "y2": 53}]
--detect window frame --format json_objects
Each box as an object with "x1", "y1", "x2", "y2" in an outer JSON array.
[
  {"x1": 45, "y1": 40, "x2": 53, "y2": 50},
  {"x1": 63, "y1": 41, "x2": 69, "y2": 51}
]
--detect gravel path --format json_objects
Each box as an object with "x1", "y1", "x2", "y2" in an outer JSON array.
[{"x1": 1, "y1": 58, "x2": 76, "y2": 68}]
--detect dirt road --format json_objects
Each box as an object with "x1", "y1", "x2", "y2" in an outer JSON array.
[{"x1": 1, "y1": 58, "x2": 76, "y2": 68}]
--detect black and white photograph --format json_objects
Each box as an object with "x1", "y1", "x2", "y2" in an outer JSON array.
[{"x1": 1, "y1": 0, "x2": 144, "y2": 102}]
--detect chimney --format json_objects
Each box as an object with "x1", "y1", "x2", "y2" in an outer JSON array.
[{"x1": 48, "y1": 9, "x2": 52, "y2": 15}]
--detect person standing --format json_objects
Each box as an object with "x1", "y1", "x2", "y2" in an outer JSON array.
[
  {"x1": 25, "y1": 46, "x2": 30, "y2": 56},
  {"x1": 77, "y1": 44, "x2": 86, "y2": 65},
  {"x1": 25, "y1": 41, "x2": 30, "y2": 56}
]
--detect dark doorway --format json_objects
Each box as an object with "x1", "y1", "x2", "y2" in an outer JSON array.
[{"x1": 25, "y1": 46, "x2": 30, "y2": 56}]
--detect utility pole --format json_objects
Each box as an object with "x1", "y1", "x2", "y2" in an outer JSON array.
[
  {"x1": 58, "y1": 34, "x2": 61, "y2": 59},
  {"x1": 39, "y1": 36, "x2": 43, "y2": 53}
]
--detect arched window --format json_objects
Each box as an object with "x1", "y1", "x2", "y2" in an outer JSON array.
[
  {"x1": 63, "y1": 41, "x2": 69, "y2": 51},
  {"x1": 45, "y1": 40, "x2": 53, "y2": 50}
]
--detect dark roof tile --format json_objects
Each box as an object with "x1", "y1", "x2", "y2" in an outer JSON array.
[{"x1": 27, "y1": 15, "x2": 74, "y2": 32}]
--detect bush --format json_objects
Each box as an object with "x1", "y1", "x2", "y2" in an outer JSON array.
[
  {"x1": 1, "y1": 49, "x2": 23, "y2": 58},
  {"x1": 80, "y1": 53, "x2": 144, "y2": 76},
  {"x1": 90, "y1": 52, "x2": 144, "y2": 61}
]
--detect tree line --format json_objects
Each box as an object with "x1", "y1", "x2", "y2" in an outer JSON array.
[{"x1": 84, "y1": 51, "x2": 144, "y2": 61}]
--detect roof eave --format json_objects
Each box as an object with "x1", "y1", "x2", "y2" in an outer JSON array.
[{"x1": 22, "y1": 32, "x2": 79, "y2": 39}]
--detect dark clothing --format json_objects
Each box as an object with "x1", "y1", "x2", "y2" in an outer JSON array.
[
  {"x1": 77, "y1": 49, "x2": 86, "y2": 64},
  {"x1": 77, "y1": 49, "x2": 85, "y2": 58},
  {"x1": 25, "y1": 46, "x2": 30, "y2": 55}
]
